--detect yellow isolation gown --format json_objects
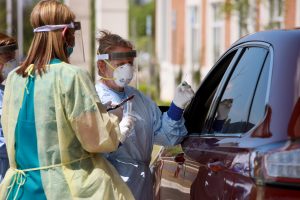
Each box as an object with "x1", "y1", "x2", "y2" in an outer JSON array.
[{"x1": 0, "y1": 59, "x2": 134, "y2": 200}]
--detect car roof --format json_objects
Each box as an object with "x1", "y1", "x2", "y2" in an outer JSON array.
[{"x1": 233, "y1": 29, "x2": 300, "y2": 48}]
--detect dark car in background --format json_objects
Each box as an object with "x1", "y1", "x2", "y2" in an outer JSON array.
[{"x1": 153, "y1": 29, "x2": 300, "y2": 199}]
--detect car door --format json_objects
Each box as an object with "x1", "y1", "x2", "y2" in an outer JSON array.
[
  {"x1": 153, "y1": 48, "x2": 242, "y2": 200},
  {"x1": 183, "y1": 43, "x2": 271, "y2": 200}
]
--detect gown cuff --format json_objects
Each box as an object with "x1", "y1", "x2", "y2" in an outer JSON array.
[{"x1": 167, "y1": 102, "x2": 184, "y2": 121}]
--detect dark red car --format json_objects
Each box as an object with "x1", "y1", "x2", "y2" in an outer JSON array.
[{"x1": 153, "y1": 29, "x2": 300, "y2": 200}]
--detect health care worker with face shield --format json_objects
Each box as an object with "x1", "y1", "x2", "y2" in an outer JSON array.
[
  {"x1": 0, "y1": 33, "x2": 18, "y2": 84},
  {"x1": 95, "y1": 30, "x2": 195, "y2": 200},
  {"x1": 0, "y1": 1, "x2": 134, "y2": 200},
  {"x1": 0, "y1": 32, "x2": 18, "y2": 183}
]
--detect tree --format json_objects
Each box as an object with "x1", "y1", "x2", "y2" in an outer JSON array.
[
  {"x1": 0, "y1": 1, "x2": 6, "y2": 32},
  {"x1": 223, "y1": 0, "x2": 250, "y2": 36},
  {"x1": 129, "y1": 0, "x2": 161, "y2": 101},
  {"x1": 129, "y1": 0, "x2": 155, "y2": 51}
]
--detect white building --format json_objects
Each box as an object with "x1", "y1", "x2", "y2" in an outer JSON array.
[
  {"x1": 95, "y1": 0, "x2": 129, "y2": 39},
  {"x1": 156, "y1": 0, "x2": 300, "y2": 101}
]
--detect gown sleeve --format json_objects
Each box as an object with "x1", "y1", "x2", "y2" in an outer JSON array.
[
  {"x1": 65, "y1": 69, "x2": 121, "y2": 153},
  {"x1": 146, "y1": 95, "x2": 188, "y2": 146}
]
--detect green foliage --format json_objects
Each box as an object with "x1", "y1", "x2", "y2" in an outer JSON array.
[
  {"x1": 138, "y1": 82, "x2": 170, "y2": 105},
  {"x1": 193, "y1": 69, "x2": 201, "y2": 85},
  {"x1": 129, "y1": 0, "x2": 155, "y2": 52},
  {"x1": 222, "y1": 0, "x2": 250, "y2": 35},
  {"x1": 129, "y1": 1, "x2": 163, "y2": 103},
  {"x1": 222, "y1": 1, "x2": 234, "y2": 14},
  {"x1": 90, "y1": 0, "x2": 96, "y2": 81},
  {"x1": 176, "y1": 68, "x2": 183, "y2": 85},
  {"x1": 156, "y1": 99, "x2": 171, "y2": 106},
  {"x1": 264, "y1": 21, "x2": 281, "y2": 30},
  {"x1": 129, "y1": 0, "x2": 155, "y2": 38},
  {"x1": 222, "y1": 0, "x2": 250, "y2": 14},
  {"x1": 264, "y1": 0, "x2": 283, "y2": 30},
  {"x1": 135, "y1": 36, "x2": 151, "y2": 51},
  {"x1": 0, "y1": 1, "x2": 37, "y2": 56},
  {"x1": 139, "y1": 82, "x2": 157, "y2": 99},
  {"x1": 0, "y1": 1, "x2": 6, "y2": 32},
  {"x1": 222, "y1": 0, "x2": 284, "y2": 34},
  {"x1": 23, "y1": 1, "x2": 39, "y2": 54},
  {"x1": 161, "y1": 145, "x2": 183, "y2": 157}
]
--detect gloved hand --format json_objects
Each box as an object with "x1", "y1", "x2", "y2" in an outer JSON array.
[
  {"x1": 173, "y1": 81, "x2": 195, "y2": 109},
  {"x1": 119, "y1": 115, "x2": 136, "y2": 143},
  {"x1": 216, "y1": 99, "x2": 233, "y2": 120},
  {"x1": 103, "y1": 101, "x2": 112, "y2": 109},
  {"x1": 104, "y1": 101, "x2": 124, "y2": 121}
]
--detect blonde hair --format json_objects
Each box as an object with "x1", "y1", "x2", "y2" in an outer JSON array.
[
  {"x1": 96, "y1": 30, "x2": 134, "y2": 55},
  {"x1": 17, "y1": 0, "x2": 75, "y2": 76},
  {"x1": 0, "y1": 32, "x2": 17, "y2": 49}
]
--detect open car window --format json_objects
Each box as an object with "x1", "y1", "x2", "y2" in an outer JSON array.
[
  {"x1": 184, "y1": 49, "x2": 240, "y2": 134},
  {"x1": 208, "y1": 47, "x2": 269, "y2": 134},
  {"x1": 185, "y1": 44, "x2": 271, "y2": 137}
]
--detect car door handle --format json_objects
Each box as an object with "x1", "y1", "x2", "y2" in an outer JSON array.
[{"x1": 207, "y1": 161, "x2": 225, "y2": 172}]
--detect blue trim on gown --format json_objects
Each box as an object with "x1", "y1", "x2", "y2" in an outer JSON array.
[
  {"x1": 7, "y1": 59, "x2": 61, "y2": 199},
  {"x1": 7, "y1": 75, "x2": 46, "y2": 200}
]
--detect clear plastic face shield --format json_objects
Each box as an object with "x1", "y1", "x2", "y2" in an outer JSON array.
[
  {"x1": 97, "y1": 50, "x2": 138, "y2": 88},
  {"x1": 33, "y1": 21, "x2": 85, "y2": 64},
  {"x1": 0, "y1": 28, "x2": 20, "y2": 60},
  {"x1": 0, "y1": 43, "x2": 18, "y2": 63}
]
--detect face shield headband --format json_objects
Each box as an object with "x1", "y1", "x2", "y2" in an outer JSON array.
[
  {"x1": 97, "y1": 50, "x2": 137, "y2": 61},
  {"x1": 96, "y1": 50, "x2": 137, "y2": 80},
  {"x1": 0, "y1": 43, "x2": 18, "y2": 54},
  {"x1": 33, "y1": 22, "x2": 81, "y2": 32},
  {"x1": 33, "y1": 22, "x2": 85, "y2": 63}
]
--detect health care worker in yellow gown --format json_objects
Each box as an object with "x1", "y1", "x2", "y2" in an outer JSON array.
[
  {"x1": 95, "y1": 30, "x2": 195, "y2": 200},
  {"x1": 0, "y1": 1, "x2": 134, "y2": 200}
]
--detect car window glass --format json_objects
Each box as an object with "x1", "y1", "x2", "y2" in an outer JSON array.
[
  {"x1": 184, "y1": 50, "x2": 238, "y2": 134},
  {"x1": 247, "y1": 54, "x2": 271, "y2": 130},
  {"x1": 211, "y1": 47, "x2": 268, "y2": 134}
]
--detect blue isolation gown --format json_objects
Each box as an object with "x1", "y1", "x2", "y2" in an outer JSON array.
[
  {"x1": 0, "y1": 84, "x2": 9, "y2": 183},
  {"x1": 7, "y1": 71, "x2": 47, "y2": 199},
  {"x1": 95, "y1": 82, "x2": 188, "y2": 200}
]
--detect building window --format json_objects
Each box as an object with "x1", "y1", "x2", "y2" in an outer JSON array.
[
  {"x1": 268, "y1": 0, "x2": 283, "y2": 29},
  {"x1": 189, "y1": 6, "x2": 200, "y2": 64},
  {"x1": 212, "y1": 3, "x2": 222, "y2": 62},
  {"x1": 234, "y1": 0, "x2": 256, "y2": 36}
]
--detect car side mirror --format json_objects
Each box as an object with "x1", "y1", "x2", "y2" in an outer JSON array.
[
  {"x1": 173, "y1": 153, "x2": 185, "y2": 178},
  {"x1": 174, "y1": 153, "x2": 185, "y2": 164}
]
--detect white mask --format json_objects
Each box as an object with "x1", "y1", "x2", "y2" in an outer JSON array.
[
  {"x1": 101, "y1": 60, "x2": 134, "y2": 88},
  {"x1": 113, "y1": 63, "x2": 134, "y2": 87},
  {"x1": 3, "y1": 58, "x2": 18, "y2": 79}
]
